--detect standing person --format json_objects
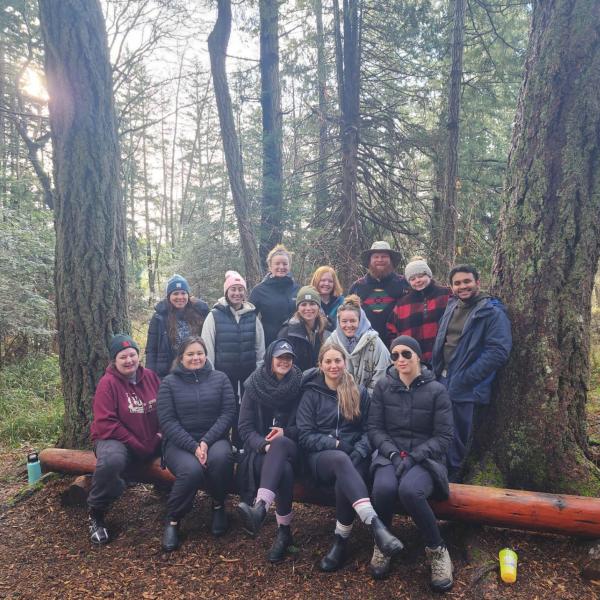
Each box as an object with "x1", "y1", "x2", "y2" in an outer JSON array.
[
  {"x1": 387, "y1": 257, "x2": 450, "y2": 365},
  {"x1": 250, "y1": 244, "x2": 300, "y2": 347},
  {"x1": 88, "y1": 334, "x2": 161, "y2": 545},
  {"x1": 325, "y1": 295, "x2": 389, "y2": 396},
  {"x1": 310, "y1": 265, "x2": 345, "y2": 325},
  {"x1": 432, "y1": 265, "x2": 512, "y2": 482},
  {"x1": 146, "y1": 274, "x2": 209, "y2": 378},
  {"x1": 296, "y1": 343, "x2": 404, "y2": 573},
  {"x1": 202, "y1": 270, "x2": 265, "y2": 446},
  {"x1": 349, "y1": 241, "x2": 409, "y2": 346},
  {"x1": 278, "y1": 286, "x2": 331, "y2": 372},
  {"x1": 236, "y1": 339, "x2": 303, "y2": 563},
  {"x1": 369, "y1": 336, "x2": 454, "y2": 591},
  {"x1": 158, "y1": 336, "x2": 236, "y2": 551}
]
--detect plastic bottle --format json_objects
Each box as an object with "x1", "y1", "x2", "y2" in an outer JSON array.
[
  {"x1": 27, "y1": 452, "x2": 42, "y2": 485},
  {"x1": 499, "y1": 548, "x2": 518, "y2": 583}
]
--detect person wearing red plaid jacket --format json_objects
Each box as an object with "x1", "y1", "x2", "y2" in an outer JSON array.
[{"x1": 386, "y1": 258, "x2": 450, "y2": 364}]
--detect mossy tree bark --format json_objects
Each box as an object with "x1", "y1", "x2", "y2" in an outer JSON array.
[
  {"x1": 473, "y1": 0, "x2": 600, "y2": 494},
  {"x1": 39, "y1": 0, "x2": 128, "y2": 448}
]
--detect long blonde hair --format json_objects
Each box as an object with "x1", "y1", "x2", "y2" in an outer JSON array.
[{"x1": 318, "y1": 343, "x2": 361, "y2": 421}]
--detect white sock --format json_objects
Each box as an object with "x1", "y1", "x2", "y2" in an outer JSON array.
[
  {"x1": 352, "y1": 498, "x2": 377, "y2": 524},
  {"x1": 334, "y1": 520, "x2": 353, "y2": 539}
]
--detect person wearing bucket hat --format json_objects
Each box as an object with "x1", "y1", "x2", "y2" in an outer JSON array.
[
  {"x1": 277, "y1": 286, "x2": 331, "y2": 372},
  {"x1": 145, "y1": 274, "x2": 209, "y2": 378},
  {"x1": 387, "y1": 257, "x2": 451, "y2": 365},
  {"x1": 87, "y1": 334, "x2": 161, "y2": 545},
  {"x1": 201, "y1": 270, "x2": 265, "y2": 447},
  {"x1": 368, "y1": 335, "x2": 454, "y2": 590},
  {"x1": 349, "y1": 241, "x2": 409, "y2": 346}
]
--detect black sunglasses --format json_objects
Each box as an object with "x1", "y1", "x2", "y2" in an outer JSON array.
[{"x1": 391, "y1": 350, "x2": 413, "y2": 361}]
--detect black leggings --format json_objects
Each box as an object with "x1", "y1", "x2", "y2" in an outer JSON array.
[
  {"x1": 371, "y1": 463, "x2": 442, "y2": 548},
  {"x1": 253, "y1": 435, "x2": 297, "y2": 515},
  {"x1": 314, "y1": 449, "x2": 369, "y2": 526}
]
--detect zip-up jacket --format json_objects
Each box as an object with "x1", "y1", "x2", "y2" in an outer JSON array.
[{"x1": 278, "y1": 317, "x2": 331, "y2": 372}]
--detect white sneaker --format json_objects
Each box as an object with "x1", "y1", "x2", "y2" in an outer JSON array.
[{"x1": 425, "y1": 545, "x2": 453, "y2": 592}]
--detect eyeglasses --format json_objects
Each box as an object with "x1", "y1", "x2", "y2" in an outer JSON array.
[{"x1": 391, "y1": 350, "x2": 413, "y2": 361}]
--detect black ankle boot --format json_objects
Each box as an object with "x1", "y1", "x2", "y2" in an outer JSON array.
[
  {"x1": 162, "y1": 521, "x2": 179, "y2": 552},
  {"x1": 371, "y1": 516, "x2": 404, "y2": 557},
  {"x1": 211, "y1": 504, "x2": 229, "y2": 537},
  {"x1": 237, "y1": 500, "x2": 267, "y2": 537},
  {"x1": 319, "y1": 534, "x2": 347, "y2": 572},
  {"x1": 267, "y1": 525, "x2": 293, "y2": 563}
]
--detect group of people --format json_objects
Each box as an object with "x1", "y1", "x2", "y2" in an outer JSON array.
[{"x1": 87, "y1": 241, "x2": 512, "y2": 593}]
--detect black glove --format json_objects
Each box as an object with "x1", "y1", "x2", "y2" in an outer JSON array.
[
  {"x1": 390, "y1": 452, "x2": 403, "y2": 472},
  {"x1": 337, "y1": 440, "x2": 353, "y2": 454},
  {"x1": 349, "y1": 450, "x2": 363, "y2": 466},
  {"x1": 395, "y1": 456, "x2": 415, "y2": 479}
]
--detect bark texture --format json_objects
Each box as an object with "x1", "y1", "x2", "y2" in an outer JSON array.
[
  {"x1": 208, "y1": 0, "x2": 261, "y2": 286},
  {"x1": 39, "y1": 0, "x2": 128, "y2": 448},
  {"x1": 479, "y1": 0, "x2": 600, "y2": 493}
]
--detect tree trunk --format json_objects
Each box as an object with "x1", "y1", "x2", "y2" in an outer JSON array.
[
  {"x1": 39, "y1": 0, "x2": 129, "y2": 448},
  {"x1": 431, "y1": 0, "x2": 465, "y2": 277},
  {"x1": 208, "y1": 0, "x2": 261, "y2": 286},
  {"x1": 258, "y1": 0, "x2": 283, "y2": 265},
  {"x1": 475, "y1": 0, "x2": 600, "y2": 494}
]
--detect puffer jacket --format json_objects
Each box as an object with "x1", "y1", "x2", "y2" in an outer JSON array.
[
  {"x1": 296, "y1": 368, "x2": 371, "y2": 479},
  {"x1": 145, "y1": 297, "x2": 209, "y2": 378},
  {"x1": 157, "y1": 360, "x2": 235, "y2": 453},
  {"x1": 278, "y1": 317, "x2": 331, "y2": 372},
  {"x1": 432, "y1": 295, "x2": 512, "y2": 404}
]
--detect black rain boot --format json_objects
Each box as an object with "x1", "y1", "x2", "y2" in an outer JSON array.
[
  {"x1": 162, "y1": 520, "x2": 180, "y2": 552},
  {"x1": 211, "y1": 503, "x2": 229, "y2": 537},
  {"x1": 371, "y1": 516, "x2": 404, "y2": 557},
  {"x1": 88, "y1": 508, "x2": 109, "y2": 545},
  {"x1": 237, "y1": 500, "x2": 267, "y2": 537},
  {"x1": 267, "y1": 525, "x2": 293, "y2": 563},
  {"x1": 319, "y1": 534, "x2": 347, "y2": 572}
]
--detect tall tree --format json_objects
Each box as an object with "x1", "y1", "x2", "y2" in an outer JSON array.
[
  {"x1": 259, "y1": 0, "x2": 283, "y2": 264},
  {"x1": 39, "y1": 0, "x2": 128, "y2": 448},
  {"x1": 208, "y1": 0, "x2": 261, "y2": 286},
  {"x1": 475, "y1": 0, "x2": 600, "y2": 494}
]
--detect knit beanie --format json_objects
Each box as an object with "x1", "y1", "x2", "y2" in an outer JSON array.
[
  {"x1": 296, "y1": 285, "x2": 321, "y2": 307},
  {"x1": 223, "y1": 270, "x2": 247, "y2": 294},
  {"x1": 404, "y1": 258, "x2": 433, "y2": 281},
  {"x1": 390, "y1": 335, "x2": 422, "y2": 359},
  {"x1": 166, "y1": 274, "x2": 190, "y2": 297},
  {"x1": 109, "y1": 334, "x2": 140, "y2": 360}
]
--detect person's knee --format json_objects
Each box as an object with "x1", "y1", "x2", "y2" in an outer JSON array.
[
  {"x1": 372, "y1": 477, "x2": 397, "y2": 506},
  {"x1": 398, "y1": 479, "x2": 426, "y2": 505},
  {"x1": 270, "y1": 435, "x2": 296, "y2": 456},
  {"x1": 96, "y1": 450, "x2": 128, "y2": 475},
  {"x1": 208, "y1": 440, "x2": 233, "y2": 469}
]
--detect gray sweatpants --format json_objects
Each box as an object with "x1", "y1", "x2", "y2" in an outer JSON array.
[{"x1": 87, "y1": 439, "x2": 132, "y2": 512}]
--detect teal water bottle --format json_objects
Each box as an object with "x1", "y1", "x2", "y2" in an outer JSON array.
[{"x1": 27, "y1": 452, "x2": 42, "y2": 484}]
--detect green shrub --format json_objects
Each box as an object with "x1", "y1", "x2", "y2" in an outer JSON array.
[{"x1": 0, "y1": 353, "x2": 63, "y2": 448}]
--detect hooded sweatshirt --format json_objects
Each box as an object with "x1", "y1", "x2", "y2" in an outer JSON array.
[{"x1": 91, "y1": 364, "x2": 161, "y2": 458}]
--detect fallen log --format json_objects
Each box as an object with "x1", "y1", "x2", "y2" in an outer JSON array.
[{"x1": 40, "y1": 447, "x2": 600, "y2": 538}]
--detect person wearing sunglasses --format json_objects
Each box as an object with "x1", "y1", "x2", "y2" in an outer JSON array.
[{"x1": 368, "y1": 335, "x2": 454, "y2": 592}]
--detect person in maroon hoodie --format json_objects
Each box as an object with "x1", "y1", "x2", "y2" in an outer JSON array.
[{"x1": 87, "y1": 334, "x2": 161, "y2": 545}]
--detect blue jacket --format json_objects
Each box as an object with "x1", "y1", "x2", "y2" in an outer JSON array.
[{"x1": 432, "y1": 295, "x2": 512, "y2": 404}]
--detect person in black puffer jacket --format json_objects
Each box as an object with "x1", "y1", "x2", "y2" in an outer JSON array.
[
  {"x1": 157, "y1": 336, "x2": 236, "y2": 552},
  {"x1": 236, "y1": 339, "x2": 303, "y2": 563},
  {"x1": 296, "y1": 343, "x2": 403, "y2": 574},
  {"x1": 368, "y1": 335, "x2": 454, "y2": 592},
  {"x1": 146, "y1": 274, "x2": 209, "y2": 378},
  {"x1": 249, "y1": 244, "x2": 300, "y2": 347},
  {"x1": 278, "y1": 286, "x2": 331, "y2": 372}
]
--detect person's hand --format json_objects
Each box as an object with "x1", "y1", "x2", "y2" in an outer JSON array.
[
  {"x1": 337, "y1": 440, "x2": 353, "y2": 455},
  {"x1": 395, "y1": 456, "x2": 415, "y2": 478},
  {"x1": 265, "y1": 427, "x2": 284, "y2": 442},
  {"x1": 350, "y1": 450, "x2": 363, "y2": 467},
  {"x1": 195, "y1": 441, "x2": 208, "y2": 466}
]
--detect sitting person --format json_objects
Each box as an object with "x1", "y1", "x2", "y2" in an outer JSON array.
[
  {"x1": 157, "y1": 336, "x2": 236, "y2": 551},
  {"x1": 296, "y1": 343, "x2": 403, "y2": 573},
  {"x1": 88, "y1": 334, "x2": 161, "y2": 544},
  {"x1": 325, "y1": 295, "x2": 389, "y2": 395},
  {"x1": 369, "y1": 336, "x2": 454, "y2": 591},
  {"x1": 236, "y1": 339, "x2": 303, "y2": 563}
]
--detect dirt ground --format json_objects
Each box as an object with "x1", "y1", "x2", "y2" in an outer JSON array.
[{"x1": 0, "y1": 450, "x2": 599, "y2": 600}]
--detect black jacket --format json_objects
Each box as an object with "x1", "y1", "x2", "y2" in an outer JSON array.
[
  {"x1": 157, "y1": 361, "x2": 235, "y2": 453},
  {"x1": 145, "y1": 298, "x2": 209, "y2": 378},
  {"x1": 249, "y1": 274, "x2": 300, "y2": 347},
  {"x1": 368, "y1": 365, "x2": 453, "y2": 497},
  {"x1": 278, "y1": 317, "x2": 331, "y2": 372},
  {"x1": 296, "y1": 368, "x2": 371, "y2": 479}
]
